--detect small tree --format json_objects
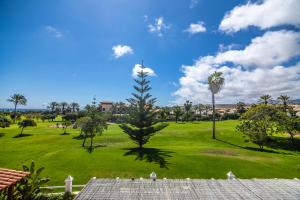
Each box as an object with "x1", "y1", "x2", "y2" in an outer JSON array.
[
  {"x1": 236, "y1": 101, "x2": 246, "y2": 115},
  {"x1": 18, "y1": 119, "x2": 37, "y2": 137},
  {"x1": 236, "y1": 105, "x2": 280, "y2": 150},
  {"x1": 173, "y1": 106, "x2": 182, "y2": 123},
  {"x1": 0, "y1": 115, "x2": 11, "y2": 128},
  {"x1": 77, "y1": 102, "x2": 107, "y2": 149},
  {"x1": 120, "y1": 65, "x2": 168, "y2": 148},
  {"x1": 7, "y1": 94, "x2": 27, "y2": 123},
  {"x1": 277, "y1": 113, "x2": 300, "y2": 142}
]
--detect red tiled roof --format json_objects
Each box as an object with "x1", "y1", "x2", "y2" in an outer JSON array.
[{"x1": 0, "y1": 168, "x2": 30, "y2": 190}]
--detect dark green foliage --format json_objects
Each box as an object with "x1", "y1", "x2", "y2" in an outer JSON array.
[
  {"x1": 14, "y1": 161, "x2": 49, "y2": 200},
  {"x1": 222, "y1": 112, "x2": 240, "y2": 120},
  {"x1": 236, "y1": 101, "x2": 246, "y2": 114},
  {"x1": 41, "y1": 114, "x2": 56, "y2": 122},
  {"x1": 62, "y1": 113, "x2": 78, "y2": 123},
  {"x1": 236, "y1": 105, "x2": 282, "y2": 150},
  {"x1": 120, "y1": 67, "x2": 168, "y2": 148},
  {"x1": 173, "y1": 106, "x2": 182, "y2": 123},
  {"x1": 76, "y1": 103, "x2": 107, "y2": 150},
  {"x1": 183, "y1": 100, "x2": 192, "y2": 122},
  {"x1": 0, "y1": 115, "x2": 11, "y2": 128},
  {"x1": 18, "y1": 119, "x2": 37, "y2": 136}
]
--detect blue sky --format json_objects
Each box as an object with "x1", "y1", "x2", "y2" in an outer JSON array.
[{"x1": 1, "y1": 0, "x2": 300, "y2": 108}]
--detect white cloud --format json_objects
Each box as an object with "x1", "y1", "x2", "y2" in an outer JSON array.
[
  {"x1": 45, "y1": 25, "x2": 63, "y2": 38},
  {"x1": 148, "y1": 17, "x2": 171, "y2": 37},
  {"x1": 174, "y1": 30, "x2": 300, "y2": 104},
  {"x1": 174, "y1": 61, "x2": 300, "y2": 104},
  {"x1": 214, "y1": 30, "x2": 300, "y2": 68},
  {"x1": 132, "y1": 64, "x2": 156, "y2": 77},
  {"x1": 112, "y1": 45, "x2": 133, "y2": 58},
  {"x1": 219, "y1": 0, "x2": 300, "y2": 33},
  {"x1": 185, "y1": 21, "x2": 206, "y2": 34},
  {"x1": 189, "y1": 0, "x2": 199, "y2": 9}
]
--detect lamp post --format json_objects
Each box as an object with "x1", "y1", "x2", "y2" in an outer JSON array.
[{"x1": 150, "y1": 172, "x2": 157, "y2": 181}]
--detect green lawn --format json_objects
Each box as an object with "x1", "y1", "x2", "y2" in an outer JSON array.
[{"x1": 0, "y1": 120, "x2": 299, "y2": 186}]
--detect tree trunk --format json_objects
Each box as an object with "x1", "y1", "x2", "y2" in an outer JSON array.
[
  {"x1": 90, "y1": 135, "x2": 93, "y2": 149},
  {"x1": 212, "y1": 93, "x2": 216, "y2": 139},
  {"x1": 13, "y1": 103, "x2": 17, "y2": 123},
  {"x1": 176, "y1": 117, "x2": 178, "y2": 123},
  {"x1": 20, "y1": 127, "x2": 24, "y2": 136},
  {"x1": 139, "y1": 141, "x2": 143, "y2": 149},
  {"x1": 82, "y1": 135, "x2": 86, "y2": 147}
]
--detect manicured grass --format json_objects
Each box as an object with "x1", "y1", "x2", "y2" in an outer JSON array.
[{"x1": 0, "y1": 120, "x2": 299, "y2": 186}]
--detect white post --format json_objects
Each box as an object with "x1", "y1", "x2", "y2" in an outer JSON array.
[
  {"x1": 65, "y1": 175, "x2": 73, "y2": 193},
  {"x1": 150, "y1": 172, "x2": 157, "y2": 181},
  {"x1": 227, "y1": 171, "x2": 236, "y2": 180}
]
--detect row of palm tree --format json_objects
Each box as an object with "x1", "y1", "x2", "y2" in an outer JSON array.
[{"x1": 48, "y1": 101, "x2": 80, "y2": 114}]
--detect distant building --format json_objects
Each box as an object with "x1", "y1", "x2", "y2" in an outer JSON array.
[{"x1": 100, "y1": 101, "x2": 113, "y2": 112}]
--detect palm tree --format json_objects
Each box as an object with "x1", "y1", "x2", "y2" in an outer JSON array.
[
  {"x1": 194, "y1": 104, "x2": 204, "y2": 120},
  {"x1": 60, "y1": 102, "x2": 69, "y2": 114},
  {"x1": 48, "y1": 101, "x2": 59, "y2": 113},
  {"x1": 208, "y1": 71, "x2": 225, "y2": 139},
  {"x1": 204, "y1": 105, "x2": 210, "y2": 116},
  {"x1": 184, "y1": 100, "x2": 192, "y2": 122},
  {"x1": 70, "y1": 102, "x2": 80, "y2": 112},
  {"x1": 259, "y1": 94, "x2": 272, "y2": 105},
  {"x1": 7, "y1": 94, "x2": 27, "y2": 123},
  {"x1": 277, "y1": 95, "x2": 290, "y2": 111},
  {"x1": 173, "y1": 106, "x2": 182, "y2": 123}
]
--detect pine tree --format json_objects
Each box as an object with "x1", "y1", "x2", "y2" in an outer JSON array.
[{"x1": 120, "y1": 65, "x2": 168, "y2": 148}]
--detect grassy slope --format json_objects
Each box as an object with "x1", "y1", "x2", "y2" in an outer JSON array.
[{"x1": 0, "y1": 120, "x2": 299, "y2": 186}]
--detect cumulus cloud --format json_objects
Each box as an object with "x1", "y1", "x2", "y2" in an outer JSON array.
[
  {"x1": 185, "y1": 21, "x2": 206, "y2": 34},
  {"x1": 148, "y1": 17, "x2": 171, "y2": 37},
  {"x1": 174, "y1": 61, "x2": 300, "y2": 104},
  {"x1": 214, "y1": 30, "x2": 300, "y2": 68},
  {"x1": 45, "y1": 25, "x2": 63, "y2": 38},
  {"x1": 173, "y1": 30, "x2": 300, "y2": 104},
  {"x1": 132, "y1": 64, "x2": 156, "y2": 77},
  {"x1": 219, "y1": 0, "x2": 300, "y2": 33},
  {"x1": 112, "y1": 45, "x2": 133, "y2": 58}
]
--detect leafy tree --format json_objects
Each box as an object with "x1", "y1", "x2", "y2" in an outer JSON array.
[
  {"x1": 173, "y1": 106, "x2": 182, "y2": 123},
  {"x1": 18, "y1": 119, "x2": 37, "y2": 137},
  {"x1": 208, "y1": 71, "x2": 224, "y2": 139},
  {"x1": 236, "y1": 101, "x2": 246, "y2": 115},
  {"x1": 183, "y1": 100, "x2": 193, "y2": 122},
  {"x1": 15, "y1": 161, "x2": 49, "y2": 200},
  {"x1": 120, "y1": 66, "x2": 168, "y2": 148},
  {"x1": 77, "y1": 102, "x2": 107, "y2": 149},
  {"x1": 277, "y1": 112, "x2": 300, "y2": 142},
  {"x1": 7, "y1": 94, "x2": 27, "y2": 123},
  {"x1": 259, "y1": 94, "x2": 272, "y2": 105},
  {"x1": 236, "y1": 105, "x2": 281, "y2": 150},
  {"x1": 0, "y1": 115, "x2": 11, "y2": 128}
]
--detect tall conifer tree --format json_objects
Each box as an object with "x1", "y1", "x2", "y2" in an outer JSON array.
[{"x1": 120, "y1": 63, "x2": 168, "y2": 148}]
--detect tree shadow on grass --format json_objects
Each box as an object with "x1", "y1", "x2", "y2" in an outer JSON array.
[
  {"x1": 13, "y1": 134, "x2": 32, "y2": 138},
  {"x1": 73, "y1": 135, "x2": 84, "y2": 140},
  {"x1": 0, "y1": 133, "x2": 5, "y2": 137},
  {"x1": 265, "y1": 136, "x2": 300, "y2": 152},
  {"x1": 85, "y1": 144, "x2": 107, "y2": 153},
  {"x1": 60, "y1": 132, "x2": 70, "y2": 136},
  {"x1": 215, "y1": 138, "x2": 293, "y2": 155},
  {"x1": 123, "y1": 148, "x2": 173, "y2": 169}
]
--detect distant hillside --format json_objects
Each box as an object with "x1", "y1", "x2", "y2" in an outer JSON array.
[{"x1": 289, "y1": 99, "x2": 300, "y2": 104}]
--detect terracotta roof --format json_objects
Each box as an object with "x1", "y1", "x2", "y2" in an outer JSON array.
[{"x1": 0, "y1": 168, "x2": 30, "y2": 190}]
